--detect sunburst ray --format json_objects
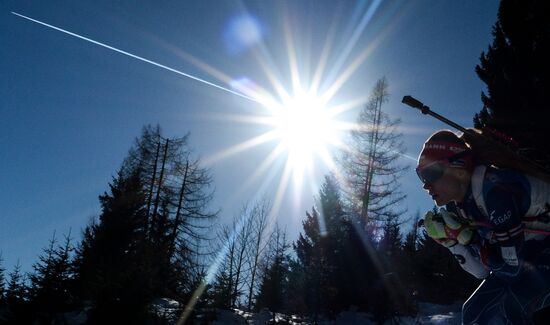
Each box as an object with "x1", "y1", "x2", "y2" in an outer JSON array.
[{"x1": 202, "y1": 130, "x2": 279, "y2": 166}]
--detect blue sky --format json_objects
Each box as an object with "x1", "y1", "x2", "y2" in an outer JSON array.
[{"x1": 1, "y1": 0, "x2": 498, "y2": 273}]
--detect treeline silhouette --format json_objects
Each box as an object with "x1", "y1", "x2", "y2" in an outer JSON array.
[
  {"x1": 0, "y1": 137, "x2": 478, "y2": 324},
  {"x1": 2, "y1": 0, "x2": 550, "y2": 323},
  {"x1": 0, "y1": 98, "x2": 479, "y2": 324},
  {"x1": 1, "y1": 125, "x2": 219, "y2": 324}
]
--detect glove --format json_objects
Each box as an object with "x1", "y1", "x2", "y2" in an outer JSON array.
[
  {"x1": 439, "y1": 209, "x2": 475, "y2": 245},
  {"x1": 423, "y1": 209, "x2": 475, "y2": 247},
  {"x1": 423, "y1": 210, "x2": 457, "y2": 247}
]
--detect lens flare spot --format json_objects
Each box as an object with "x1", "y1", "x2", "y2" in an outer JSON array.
[
  {"x1": 230, "y1": 76, "x2": 257, "y2": 96},
  {"x1": 223, "y1": 15, "x2": 263, "y2": 55}
]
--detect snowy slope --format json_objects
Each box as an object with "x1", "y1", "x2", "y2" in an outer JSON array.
[{"x1": 210, "y1": 302, "x2": 462, "y2": 324}]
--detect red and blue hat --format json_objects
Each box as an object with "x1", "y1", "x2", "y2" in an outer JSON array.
[{"x1": 417, "y1": 130, "x2": 473, "y2": 171}]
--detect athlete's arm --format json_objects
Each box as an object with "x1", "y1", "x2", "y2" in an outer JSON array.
[{"x1": 483, "y1": 170, "x2": 531, "y2": 278}]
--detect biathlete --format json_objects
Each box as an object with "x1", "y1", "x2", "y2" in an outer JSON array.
[{"x1": 417, "y1": 130, "x2": 550, "y2": 324}]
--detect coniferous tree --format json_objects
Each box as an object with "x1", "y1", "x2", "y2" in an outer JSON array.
[
  {"x1": 402, "y1": 212, "x2": 421, "y2": 257},
  {"x1": 173, "y1": 234, "x2": 212, "y2": 314},
  {"x1": 4, "y1": 261, "x2": 32, "y2": 323},
  {"x1": 73, "y1": 125, "x2": 217, "y2": 322},
  {"x1": 474, "y1": 0, "x2": 550, "y2": 155},
  {"x1": 5, "y1": 262, "x2": 25, "y2": 307},
  {"x1": 284, "y1": 258, "x2": 307, "y2": 315},
  {"x1": 340, "y1": 77, "x2": 407, "y2": 233},
  {"x1": 186, "y1": 271, "x2": 217, "y2": 324},
  {"x1": 337, "y1": 78, "x2": 411, "y2": 320},
  {"x1": 338, "y1": 216, "x2": 377, "y2": 313},
  {"x1": 401, "y1": 212, "x2": 421, "y2": 305},
  {"x1": 255, "y1": 254, "x2": 288, "y2": 318},
  {"x1": 293, "y1": 208, "x2": 328, "y2": 320},
  {"x1": 293, "y1": 175, "x2": 377, "y2": 319},
  {"x1": 75, "y1": 169, "x2": 151, "y2": 323},
  {"x1": 0, "y1": 254, "x2": 6, "y2": 324},
  {"x1": 414, "y1": 229, "x2": 480, "y2": 303},
  {"x1": 374, "y1": 219, "x2": 417, "y2": 322},
  {"x1": 28, "y1": 231, "x2": 75, "y2": 323},
  {"x1": 317, "y1": 175, "x2": 350, "y2": 315},
  {"x1": 211, "y1": 270, "x2": 234, "y2": 310},
  {"x1": 378, "y1": 217, "x2": 402, "y2": 260},
  {"x1": 255, "y1": 226, "x2": 291, "y2": 318},
  {"x1": 0, "y1": 254, "x2": 5, "y2": 304}
]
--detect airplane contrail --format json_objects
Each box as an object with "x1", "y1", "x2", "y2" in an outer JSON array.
[{"x1": 11, "y1": 11, "x2": 258, "y2": 103}]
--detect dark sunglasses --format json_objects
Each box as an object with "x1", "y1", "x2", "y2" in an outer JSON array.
[
  {"x1": 416, "y1": 150, "x2": 470, "y2": 184},
  {"x1": 416, "y1": 161, "x2": 446, "y2": 184}
]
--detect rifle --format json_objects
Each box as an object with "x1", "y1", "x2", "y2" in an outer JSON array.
[
  {"x1": 404, "y1": 95, "x2": 550, "y2": 237},
  {"x1": 401, "y1": 95, "x2": 550, "y2": 183}
]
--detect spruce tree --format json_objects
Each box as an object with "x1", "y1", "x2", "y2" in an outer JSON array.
[
  {"x1": 5, "y1": 262, "x2": 25, "y2": 307},
  {"x1": 177, "y1": 269, "x2": 215, "y2": 323},
  {"x1": 475, "y1": 0, "x2": 550, "y2": 154},
  {"x1": 211, "y1": 270, "x2": 233, "y2": 310},
  {"x1": 284, "y1": 259, "x2": 307, "y2": 314},
  {"x1": 374, "y1": 219, "x2": 417, "y2": 322},
  {"x1": 0, "y1": 254, "x2": 5, "y2": 304},
  {"x1": 293, "y1": 208, "x2": 328, "y2": 320},
  {"x1": 255, "y1": 253, "x2": 289, "y2": 320},
  {"x1": 401, "y1": 212, "x2": 421, "y2": 306},
  {"x1": 75, "y1": 169, "x2": 151, "y2": 323},
  {"x1": 317, "y1": 175, "x2": 350, "y2": 315},
  {"x1": 293, "y1": 175, "x2": 377, "y2": 318},
  {"x1": 28, "y1": 231, "x2": 75, "y2": 323},
  {"x1": 378, "y1": 217, "x2": 402, "y2": 259},
  {"x1": 255, "y1": 226, "x2": 290, "y2": 317},
  {"x1": 4, "y1": 261, "x2": 32, "y2": 323},
  {"x1": 414, "y1": 230, "x2": 480, "y2": 303}
]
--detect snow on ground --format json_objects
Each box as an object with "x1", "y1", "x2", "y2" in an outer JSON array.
[
  {"x1": 7, "y1": 300, "x2": 460, "y2": 324},
  {"x1": 210, "y1": 302, "x2": 462, "y2": 324},
  {"x1": 150, "y1": 297, "x2": 181, "y2": 322},
  {"x1": 211, "y1": 309, "x2": 247, "y2": 324},
  {"x1": 37, "y1": 300, "x2": 462, "y2": 324},
  {"x1": 415, "y1": 302, "x2": 462, "y2": 324}
]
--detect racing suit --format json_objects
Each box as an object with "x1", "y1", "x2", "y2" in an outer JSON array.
[{"x1": 447, "y1": 165, "x2": 550, "y2": 324}]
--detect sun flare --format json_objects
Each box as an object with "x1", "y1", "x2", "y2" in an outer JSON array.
[
  {"x1": 195, "y1": 2, "x2": 393, "y2": 218},
  {"x1": 270, "y1": 91, "x2": 337, "y2": 178}
]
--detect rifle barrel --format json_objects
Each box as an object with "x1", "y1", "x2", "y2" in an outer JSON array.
[{"x1": 402, "y1": 95, "x2": 468, "y2": 133}]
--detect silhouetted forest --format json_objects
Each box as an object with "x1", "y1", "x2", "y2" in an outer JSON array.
[
  {"x1": 0, "y1": 100, "x2": 479, "y2": 325},
  {"x1": 1, "y1": 0, "x2": 549, "y2": 323}
]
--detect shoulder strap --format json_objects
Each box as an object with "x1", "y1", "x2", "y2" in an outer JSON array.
[{"x1": 471, "y1": 165, "x2": 489, "y2": 218}]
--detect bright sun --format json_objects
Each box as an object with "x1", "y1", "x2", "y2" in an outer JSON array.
[{"x1": 270, "y1": 91, "x2": 337, "y2": 180}]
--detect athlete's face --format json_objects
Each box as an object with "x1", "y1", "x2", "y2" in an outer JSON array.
[{"x1": 419, "y1": 162, "x2": 468, "y2": 206}]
